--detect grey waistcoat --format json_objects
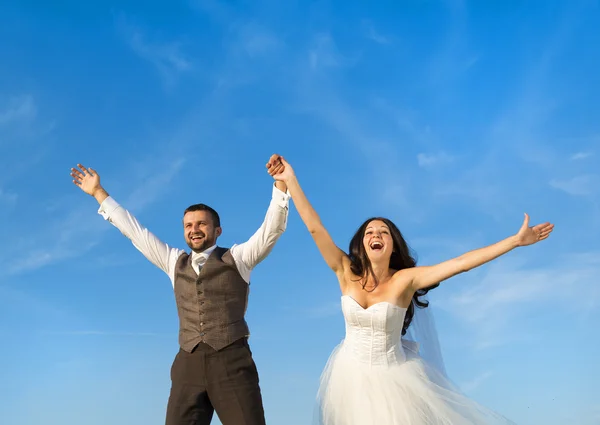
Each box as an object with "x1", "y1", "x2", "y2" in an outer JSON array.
[{"x1": 174, "y1": 247, "x2": 250, "y2": 352}]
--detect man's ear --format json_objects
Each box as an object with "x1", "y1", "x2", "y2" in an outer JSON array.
[{"x1": 215, "y1": 227, "x2": 223, "y2": 238}]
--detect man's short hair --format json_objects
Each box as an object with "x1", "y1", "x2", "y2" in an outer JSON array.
[{"x1": 183, "y1": 204, "x2": 221, "y2": 227}]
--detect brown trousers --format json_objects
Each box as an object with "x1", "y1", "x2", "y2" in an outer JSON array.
[{"x1": 165, "y1": 338, "x2": 266, "y2": 425}]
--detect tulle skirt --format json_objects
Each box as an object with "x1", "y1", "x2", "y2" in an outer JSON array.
[{"x1": 314, "y1": 342, "x2": 516, "y2": 425}]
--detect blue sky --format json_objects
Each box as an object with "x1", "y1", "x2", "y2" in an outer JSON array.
[{"x1": 1, "y1": 0, "x2": 599, "y2": 424}]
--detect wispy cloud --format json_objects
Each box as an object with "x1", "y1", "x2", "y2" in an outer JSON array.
[
  {"x1": 0, "y1": 93, "x2": 54, "y2": 152},
  {"x1": 115, "y1": 14, "x2": 192, "y2": 87},
  {"x1": 192, "y1": 0, "x2": 283, "y2": 58},
  {"x1": 234, "y1": 22, "x2": 282, "y2": 58},
  {"x1": 550, "y1": 175, "x2": 598, "y2": 197},
  {"x1": 0, "y1": 284, "x2": 71, "y2": 321},
  {"x1": 4, "y1": 208, "x2": 105, "y2": 275},
  {"x1": 440, "y1": 252, "x2": 600, "y2": 350},
  {"x1": 425, "y1": 0, "x2": 479, "y2": 87},
  {"x1": 124, "y1": 157, "x2": 186, "y2": 210},
  {"x1": 0, "y1": 187, "x2": 17, "y2": 205},
  {"x1": 87, "y1": 253, "x2": 138, "y2": 269},
  {"x1": 278, "y1": 292, "x2": 340, "y2": 319},
  {"x1": 571, "y1": 151, "x2": 594, "y2": 160},
  {"x1": 309, "y1": 34, "x2": 339, "y2": 70},
  {"x1": 461, "y1": 370, "x2": 494, "y2": 393},
  {"x1": 411, "y1": 235, "x2": 477, "y2": 259},
  {"x1": 417, "y1": 152, "x2": 455, "y2": 167},
  {"x1": 1, "y1": 154, "x2": 186, "y2": 276},
  {"x1": 361, "y1": 20, "x2": 391, "y2": 45},
  {"x1": 41, "y1": 330, "x2": 170, "y2": 337},
  {"x1": 189, "y1": 0, "x2": 233, "y2": 23},
  {"x1": 305, "y1": 301, "x2": 341, "y2": 319},
  {"x1": 421, "y1": 5, "x2": 590, "y2": 217},
  {"x1": 309, "y1": 33, "x2": 359, "y2": 70},
  {"x1": 0, "y1": 94, "x2": 36, "y2": 126},
  {"x1": 209, "y1": 22, "x2": 284, "y2": 90},
  {"x1": 293, "y1": 86, "x2": 417, "y2": 216}
]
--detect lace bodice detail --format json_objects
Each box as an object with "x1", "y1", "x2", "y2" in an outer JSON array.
[{"x1": 341, "y1": 295, "x2": 410, "y2": 366}]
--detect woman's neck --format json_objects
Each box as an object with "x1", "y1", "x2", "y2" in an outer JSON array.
[{"x1": 362, "y1": 260, "x2": 392, "y2": 290}]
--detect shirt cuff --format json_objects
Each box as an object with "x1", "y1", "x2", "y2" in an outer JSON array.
[
  {"x1": 271, "y1": 183, "x2": 291, "y2": 208},
  {"x1": 97, "y1": 196, "x2": 120, "y2": 219}
]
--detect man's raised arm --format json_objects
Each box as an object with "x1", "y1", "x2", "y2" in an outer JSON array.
[
  {"x1": 229, "y1": 156, "x2": 290, "y2": 280},
  {"x1": 71, "y1": 164, "x2": 183, "y2": 283}
]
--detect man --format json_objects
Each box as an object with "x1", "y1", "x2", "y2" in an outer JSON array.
[{"x1": 70, "y1": 155, "x2": 289, "y2": 425}]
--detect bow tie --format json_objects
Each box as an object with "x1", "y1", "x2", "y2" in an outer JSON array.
[
  {"x1": 193, "y1": 254, "x2": 206, "y2": 263},
  {"x1": 192, "y1": 254, "x2": 206, "y2": 273}
]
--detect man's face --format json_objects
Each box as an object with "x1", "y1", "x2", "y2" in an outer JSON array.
[{"x1": 183, "y1": 210, "x2": 222, "y2": 253}]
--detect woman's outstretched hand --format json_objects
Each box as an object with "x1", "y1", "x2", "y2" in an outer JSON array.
[{"x1": 515, "y1": 213, "x2": 554, "y2": 246}]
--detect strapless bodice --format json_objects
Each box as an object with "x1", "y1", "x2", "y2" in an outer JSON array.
[{"x1": 340, "y1": 295, "x2": 410, "y2": 366}]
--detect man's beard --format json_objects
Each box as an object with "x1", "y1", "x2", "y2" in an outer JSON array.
[{"x1": 187, "y1": 232, "x2": 214, "y2": 253}]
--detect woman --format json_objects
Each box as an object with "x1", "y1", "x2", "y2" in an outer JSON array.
[{"x1": 266, "y1": 156, "x2": 553, "y2": 424}]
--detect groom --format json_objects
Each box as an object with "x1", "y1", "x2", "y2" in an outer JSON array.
[{"x1": 70, "y1": 155, "x2": 289, "y2": 425}]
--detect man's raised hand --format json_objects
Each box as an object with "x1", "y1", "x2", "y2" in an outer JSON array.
[
  {"x1": 266, "y1": 155, "x2": 294, "y2": 182},
  {"x1": 70, "y1": 164, "x2": 108, "y2": 203}
]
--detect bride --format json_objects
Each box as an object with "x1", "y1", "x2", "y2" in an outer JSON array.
[{"x1": 267, "y1": 156, "x2": 553, "y2": 424}]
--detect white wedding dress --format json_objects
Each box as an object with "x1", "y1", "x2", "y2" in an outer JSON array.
[{"x1": 314, "y1": 295, "x2": 516, "y2": 424}]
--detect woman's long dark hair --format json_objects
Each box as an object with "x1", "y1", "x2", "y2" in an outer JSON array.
[{"x1": 348, "y1": 217, "x2": 439, "y2": 336}]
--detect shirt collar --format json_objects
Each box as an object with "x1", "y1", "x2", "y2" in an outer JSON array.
[{"x1": 191, "y1": 244, "x2": 217, "y2": 262}]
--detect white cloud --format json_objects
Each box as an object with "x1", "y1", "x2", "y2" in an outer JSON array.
[
  {"x1": 308, "y1": 33, "x2": 359, "y2": 70},
  {"x1": 0, "y1": 94, "x2": 37, "y2": 126},
  {"x1": 0, "y1": 284, "x2": 71, "y2": 321},
  {"x1": 550, "y1": 175, "x2": 598, "y2": 196},
  {"x1": 570, "y1": 151, "x2": 593, "y2": 160},
  {"x1": 461, "y1": 370, "x2": 494, "y2": 393},
  {"x1": 1, "y1": 154, "x2": 186, "y2": 276},
  {"x1": 417, "y1": 152, "x2": 454, "y2": 167},
  {"x1": 292, "y1": 86, "x2": 422, "y2": 218},
  {"x1": 5, "y1": 211, "x2": 104, "y2": 275},
  {"x1": 425, "y1": 0, "x2": 479, "y2": 87},
  {"x1": 124, "y1": 157, "x2": 186, "y2": 211},
  {"x1": 189, "y1": 0, "x2": 233, "y2": 23},
  {"x1": 309, "y1": 34, "x2": 340, "y2": 70},
  {"x1": 362, "y1": 20, "x2": 391, "y2": 45},
  {"x1": 439, "y1": 252, "x2": 600, "y2": 350},
  {"x1": 0, "y1": 187, "x2": 17, "y2": 205},
  {"x1": 236, "y1": 23, "x2": 282, "y2": 58},
  {"x1": 40, "y1": 330, "x2": 169, "y2": 337},
  {"x1": 305, "y1": 301, "x2": 342, "y2": 319},
  {"x1": 115, "y1": 14, "x2": 191, "y2": 87}
]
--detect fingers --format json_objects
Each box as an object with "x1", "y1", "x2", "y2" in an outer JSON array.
[
  {"x1": 71, "y1": 164, "x2": 98, "y2": 181},
  {"x1": 78, "y1": 163, "x2": 90, "y2": 175},
  {"x1": 537, "y1": 231, "x2": 551, "y2": 241},
  {"x1": 71, "y1": 164, "x2": 91, "y2": 179},
  {"x1": 532, "y1": 222, "x2": 554, "y2": 238},
  {"x1": 70, "y1": 168, "x2": 84, "y2": 182},
  {"x1": 530, "y1": 223, "x2": 554, "y2": 242},
  {"x1": 264, "y1": 154, "x2": 291, "y2": 178},
  {"x1": 269, "y1": 162, "x2": 284, "y2": 176},
  {"x1": 266, "y1": 154, "x2": 284, "y2": 175},
  {"x1": 266, "y1": 154, "x2": 281, "y2": 168}
]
